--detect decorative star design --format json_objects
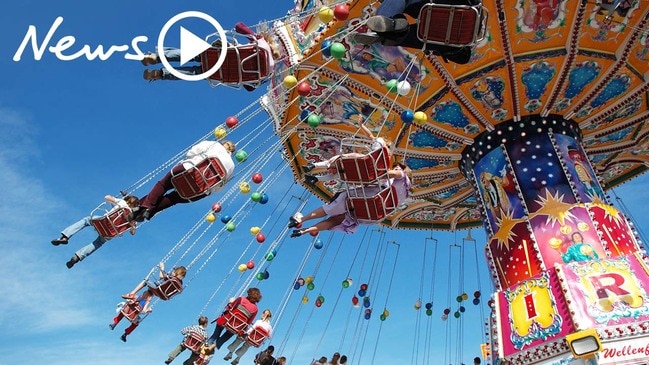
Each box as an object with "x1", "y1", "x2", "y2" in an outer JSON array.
[
  {"x1": 589, "y1": 196, "x2": 624, "y2": 224},
  {"x1": 531, "y1": 189, "x2": 576, "y2": 227},
  {"x1": 493, "y1": 210, "x2": 520, "y2": 250}
]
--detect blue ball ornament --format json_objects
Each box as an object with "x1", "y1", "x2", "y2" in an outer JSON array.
[
  {"x1": 459, "y1": 306, "x2": 466, "y2": 313},
  {"x1": 358, "y1": 289, "x2": 366, "y2": 297},
  {"x1": 473, "y1": 298, "x2": 480, "y2": 305},
  {"x1": 263, "y1": 270, "x2": 270, "y2": 279},
  {"x1": 401, "y1": 110, "x2": 414, "y2": 124},
  {"x1": 294, "y1": 282, "x2": 301, "y2": 290},
  {"x1": 363, "y1": 299, "x2": 371, "y2": 308},
  {"x1": 260, "y1": 193, "x2": 269, "y2": 204},
  {"x1": 221, "y1": 215, "x2": 232, "y2": 223},
  {"x1": 314, "y1": 239, "x2": 323, "y2": 249},
  {"x1": 321, "y1": 39, "x2": 332, "y2": 57},
  {"x1": 425, "y1": 302, "x2": 432, "y2": 310},
  {"x1": 364, "y1": 313, "x2": 371, "y2": 320}
]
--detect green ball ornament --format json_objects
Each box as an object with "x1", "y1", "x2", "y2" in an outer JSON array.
[
  {"x1": 456, "y1": 295, "x2": 463, "y2": 303},
  {"x1": 330, "y1": 42, "x2": 346, "y2": 59},
  {"x1": 256, "y1": 272, "x2": 265, "y2": 280},
  {"x1": 307, "y1": 114, "x2": 321, "y2": 128},
  {"x1": 386, "y1": 79, "x2": 398, "y2": 93},
  {"x1": 342, "y1": 280, "x2": 350, "y2": 288},
  {"x1": 426, "y1": 309, "x2": 432, "y2": 316},
  {"x1": 251, "y1": 192, "x2": 262, "y2": 202},
  {"x1": 307, "y1": 282, "x2": 315, "y2": 291},
  {"x1": 226, "y1": 222, "x2": 236, "y2": 232},
  {"x1": 454, "y1": 311, "x2": 461, "y2": 318},
  {"x1": 380, "y1": 314, "x2": 386, "y2": 321},
  {"x1": 235, "y1": 150, "x2": 248, "y2": 163}
]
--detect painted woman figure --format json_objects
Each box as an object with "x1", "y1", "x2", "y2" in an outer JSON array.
[{"x1": 561, "y1": 232, "x2": 599, "y2": 263}]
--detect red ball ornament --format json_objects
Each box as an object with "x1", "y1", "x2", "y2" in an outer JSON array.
[
  {"x1": 246, "y1": 260, "x2": 255, "y2": 270},
  {"x1": 225, "y1": 116, "x2": 238, "y2": 128},
  {"x1": 256, "y1": 233, "x2": 266, "y2": 243},
  {"x1": 351, "y1": 296, "x2": 359, "y2": 305},
  {"x1": 360, "y1": 283, "x2": 368, "y2": 291},
  {"x1": 252, "y1": 173, "x2": 263, "y2": 184},
  {"x1": 297, "y1": 82, "x2": 311, "y2": 97},
  {"x1": 309, "y1": 230, "x2": 318, "y2": 236},
  {"x1": 212, "y1": 202, "x2": 222, "y2": 213},
  {"x1": 334, "y1": 4, "x2": 349, "y2": 20}
]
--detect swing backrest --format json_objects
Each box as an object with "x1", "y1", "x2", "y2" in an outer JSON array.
[
  {"x1": 148, "y1": 276, "x2": 183, "y2": 301},
  {"x1": 183, "y1": 330, "x2": 206, "y2": 353},
  {"x1": 120, "y1": 300, "x2": 143, "y2": 323},
  {"x1": 201, "y1": 44, "x2": 269, "y2": 86},
  {"x1": 171, "y1": 157, "x2": 227, "y2": 200},
  {"x1": 223, "y1": 304, "x2": 253, "y2": 335},
  {"x1": 346, "y1": 185, "x2": 398, "y2": 224},
  {"x1": 244, "y1": 326, "x2": 270, "y2": 348},
  {"x1": 416, "y1": 1, "x2": 487, "y2": 47},
  {"x1": 90, "y1": 206, "x2": 133, "y2": 239},
  {"x1": 334, "y1": 145, "x2": 391, "y2": 184}
]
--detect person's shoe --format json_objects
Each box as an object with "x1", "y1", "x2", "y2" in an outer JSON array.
[
  {"x1": 164, "y1": 358, "x2": 173, "y2": 364},
  {"x1": 367, "y1": 15, "x2": 408, "y2": 33},
  {"x1": 304, "y1": 175, "x2": 319, "y2": 186},
  {"x1": 231, "y1": 359, "x2": 239, "y2": 365},
  {"x1": 120, "y1": 334, "x2": 127, "y2": 342},
  {"x1": 290, "y1": 230, "x2": 303, "y2": 238},
  {"x1": 141, "y1": 53, "x2": 159, "y2": 66},
  {"x1": 436, "y1": 46, "x2": 472, "y2": 65},
  {"x1": 143, "y1": 69, "x2": 162, "y2": 81},
  {"x1": 121, "y1": 293, "x2": 137, "y2": 300},
  {"x1": 352, "y1": 32, "x2": 383, "y2": 45},
  {"x1": 302, "y1": 163, "x2": 316, "y2": 173},
  {"x1": 66, "y1": 255, "x2": 80, "y2": 269},
  {"x1": 51, "y1": 237, "x2": 68, "y2": 246},
  {"x1": 288, "y1": 212, "x2": 303, "y2": 228},
  {"x1": 109, "y1": 323, "x2": 116, "y2": 330},
  {"x1": 223, "y1": 353, "x2": 233, "y2": 361}
]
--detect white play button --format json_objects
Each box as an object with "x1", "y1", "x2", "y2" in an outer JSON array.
[{"x1": 179, "y1": 26, "x2": 213, "y2": 65}]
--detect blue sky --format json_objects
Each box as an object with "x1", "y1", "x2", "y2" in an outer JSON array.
[{"x1": 1, "y1": 1, "x2": 648, "y2": 365}]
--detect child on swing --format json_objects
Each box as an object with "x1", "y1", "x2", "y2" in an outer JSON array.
[{"x1": 122, "y1": 262, "x2": 187, "y2": 300}]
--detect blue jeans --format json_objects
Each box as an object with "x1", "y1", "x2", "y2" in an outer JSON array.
[
  {"x1": 62, "y1": 216, "x2": 108, "y2": 260},
  {"x1": 160, "y1": 47, "x2": 203, "y2": 80}
]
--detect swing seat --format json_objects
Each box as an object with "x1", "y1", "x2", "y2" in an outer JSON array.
[
  {"x1": 147, "y1": 276, "x2": 183, "y2": 301},
  {"x1": 346, "y1": 186, "x2": 398, "y2": 224},
  {"x1": 183, "y1": 330, "x2": 206, "y2": 353},
  {"x1": 90, "y1": 206, "x2": 133, "y2": 239},
  {"x1": 416, "y1": 1, "x2": 488, "y2": 47},
  {"x1": 120, "y1": 301, "x2": 143, "y2": 323},
  {"x1": 200, "y1": 43, "x2": 269, "y2": 88},
  {"x1": 223, "y1": 305, "x2": 253, "y2": 335},
  {"x1": 334, "y1": 145, "x2": 391, "y2": 184},
  {"x1": 171, "y1": 157, "x2": 227, "y2": 200},
  {"x1": 244, "y1": 327, "x2": 270, "y2": 348}
]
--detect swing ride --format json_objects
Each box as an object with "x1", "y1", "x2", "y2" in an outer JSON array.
[{"x1": 58, "y1": 0, "x2": 649, "y2": 364}]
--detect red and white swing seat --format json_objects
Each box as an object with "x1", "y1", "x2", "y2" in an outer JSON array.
[
  {"x1": 346, "y1": 185, "x2": 398, "y2": 224},
  {"x1": 171, "y1": 157, "x2": 227, "y2": 200},
  {"x1": 120, "y1": 300, "x2": 144, "y2": 323},
  {"x1": 416, "y1": 1, "x2": 488, "y2": 47},
  {"x1": 183, "y1": 330, "x2": 206, "y2": 353},
  {"x1": 90, "y1": 205, "x2": 133, "y2": 239},
  {"x1": 200, "y1": 37, "x2": 270, "y2": 89},
  {"x1": 244, "y1": 327, "x2": 270, "y2": 348},
  {"x1": 222, "y1": 305, "x2": 253, "y2": 335},
  {"x1": 333, "y1": 145, "x2": 391, "y2": 184},
  {"x1": 147, "y1": 276, "x2": 183, "y2": 301}
]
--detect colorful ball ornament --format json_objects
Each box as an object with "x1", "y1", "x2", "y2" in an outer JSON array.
[
  {"x1": 414, "y1": 300, "x2": 422, "y2": 310},
  {"x1": 263, "y1": 270, "x2": 269, "y2": 279},
  {"x1": 473, "y1": 298, "x2": 480, "y2": 305},
  {"x1": 225, "y1": 116, "x2": 238, "y2": 128},
  {"x1": 297, "y1": 277, "x2": 305, "y2": 286},
  {"x1": 283, "y1": 75, "x2": 298, "y2": 89},
  {"x1": 363, "y1": 297, "x2": 371, "y2": 308},
  {"x1": 214, "y1": 126, "x2": 227, "y2": 139},
  {"x1": 294, "y1": 282, "x2": 301, "y2": 290},
  {"x1": 315, "y1": 299, "x2": 322, "y2": 307},
  {"x1": 305, "y1": 276, "x2": 314, "y2": 284},
  {"x1": 260, "y1": 193, "x2": 269, "y2": 204},
  {"x1": 380, "y1": 314, "x2": 386, "y2": 321},
  {"x1": 474, "y1": 290, "x2": 481, "y2": 298},
  {"x1": 386, "y1": 79, "x2": 398, "y2": 93},
  {"x1": 459, "y1": 306, "x2": 466, "y2": 313},
  {"x1": 252, "y1": 173, "x2": 263, "y2": 184},
  {"x1": 314, "y1": 239, "x2": 323, "y2": 249},
  {"x1": 425, "y1": 302, "x2": 433, "y2": 310},
  {"x1": 235, "y1": 150, "x2": 248, "y2": 163},
  {"x1": 330, "y1": 42, "x2": 346, "y2": 59},
  {"x1": 302, "y1": 296, "x2": 309, "y2": 304},
  {"x1": 342, "y1": 279, "x2": 350, "y2": 288},
  {"x1": 221, "y1": 215, "x2": 232, "y2": 223},
  {"x1": 309, "y1": 231, "x2": 318, "y2": 237},
  {"x1": 307, "y1": 114, "x2": 321, "y2": 128},
  {"x1": 212, "y1": 202, "x2": 222, "y2": 212},
  {"x1": 401, "y1": 110, "x2": 414, "y2": 124},
  {"x1": 454, "y1": 311, "x2": 461, "y2": 318},
  {"x1": 256, "y1": 233, "x2": 266, "y2": 243},
  {"x1": 307, "y1": 282, "x2": 315, "y2": 291},
  {"x1": 246, "y1": 260, "x2": 255, "y2": 270},
  {"x1": 383, "y1": 309, "x2": 389, "y2": 317},
  {"x1": 360, "y1": 283, "x2": 368, "y2": 291},
  {"x1": 226, "y1": 222, "x2": 236, "y2": 232},
  {"x1": 426, "y1": 309, "x2": 432, "y2": 316},
  {"x1": 461, "y1": 293, "x2": 468, "y2": 301},
  {"x1": 397, "y1": 80, "x2": 411, "y2": 95},
  {"x1": 442, "y1": 314, "x2": 448, "y2": 321},
  {"x1": 456, "y1": 295, "x2": 463, "y2": 303},
  {"x1": 358, "y1": 289, "x2": 366, "y2": 297},
  {"x1": 206, "y1": 213, "x2": 216, "y2": 223},
  {"x1": 297, "y1": 82, "x2": 311, "y2": 97},
  {"x1": 443, "y1": 308, "x2": 451, "y2": 315},
  {"x1": 352, "y1": 296, "x2": 359, "y2": 306},
  {"x1": 334, "y1": 4, "x2": 349, "y2": 20},
  {"x1": 250, "y1": 226, "x2": 261, "y2": 235},
  {"x1": 318, "y1": 6, "x2": 334, "y2": 23},
  {"x1": 251, "y1": 192, "x2": 262, "y2": 202},
  {"x1": 238, "y1": 263, "x2": 247, "y2": 272},
  {"x1": 413, "y1": 111, "x2": 427, "y2": 125},
  {"x1": 317, "y1": 295, "x2": 325, "y2": 304},
  {"x1": 239, "y1": 182, "x2": 251, "y2": 194},
  {"x1": 321, "y1": 39, "x2": 332, "y2": 58},
  {"x1": 257, "y1": 272, "x2": 265, "y2": 280}
]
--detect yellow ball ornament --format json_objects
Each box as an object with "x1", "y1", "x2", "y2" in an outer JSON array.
[
  {"x1": 305, "y1": 276, "x2": 314, "y2": 284},
  {"x1": 250, "y1": 226, "x2": 261, "y2": 235},
  {"x1": 318, "y1": 6, "x2": 334, "y2": 23},
  {"x1": 206, "y1": 213, "x2": 216, "y2": 223},
  {"x1": 283, "y1": 75, "x2": 298, "y2": 89},
  {"x1": 413, "y1": 111, "x2": 427, "y2": 125},
  {"x1": 238, "y1": 263, "x2": 247, "y2": 272},
  {"x1": 302, "y1": 295, "x2": 309, "y2": 304},
  {"x1": 239, "y1": 182, "x2": 251, "y2": 194},
  {"x1": 214, "y1": 126, "x2": 227, "y2": 139}
]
